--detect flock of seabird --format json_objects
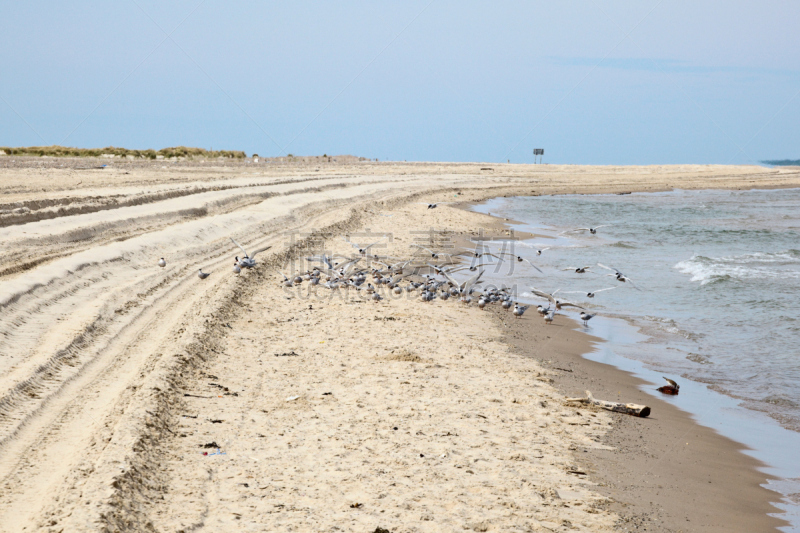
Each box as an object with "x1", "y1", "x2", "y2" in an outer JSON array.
[
  {"x1": 158, "y1": 222, "x2": 640, "y2": 329},
  {"x1": 158, "y1": 218, "x2": 679, "y2": 392}
]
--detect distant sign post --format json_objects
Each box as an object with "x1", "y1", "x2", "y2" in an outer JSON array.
[{"x1": 533, "y1": 148, "x2": 544, "y2": 164}]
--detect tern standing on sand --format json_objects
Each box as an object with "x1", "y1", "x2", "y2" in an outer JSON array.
[{"x1": 512, "y1": 304, "x2": 529, "y2": 318}]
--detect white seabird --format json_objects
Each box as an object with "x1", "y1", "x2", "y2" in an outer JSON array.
[
  {"x1": 231, "y1": 238, "x2": 272, "y2": 268},
  {"x1": 561, "y1": 225, "x2": 610, "y2": 235},
  {"x1": 529, "y1": 287, "x2": 585, "y2": 310},
  {"x1": 512, "y1": 304, "x2": 529, "y2": 318},
  {"x1": 597, "y1": 263, "x2": 641, "y2": 289},
  {"x1": 565, "y1": 287, "x2": 617, "y2": 298},
  {"x1": 561, "y1": 266, "x2": 591, "y2": 274},
  {"x1": 498, "y1": 252, "x2": 543, "y2": 272}
]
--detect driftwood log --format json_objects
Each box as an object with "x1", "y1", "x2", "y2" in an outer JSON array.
[{"x1": 566, "y1": 391, "x2": 651, "y2": 418}]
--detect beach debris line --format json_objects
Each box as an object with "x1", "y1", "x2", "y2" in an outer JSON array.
[
  {"x1": 566, "y1": 391, "x2": 651, "y2": 417},
  {"x1": 657, "y1": 377, "x2": 680, "y2": 395}
]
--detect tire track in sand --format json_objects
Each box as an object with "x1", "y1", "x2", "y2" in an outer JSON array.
[{"x1": 0, "y1": 176, "x2": 473, "y2": 532}]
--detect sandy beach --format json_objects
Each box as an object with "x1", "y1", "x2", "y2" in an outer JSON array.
[{"x1": 1, "y1": 158, "x2": 799, "y2": 532}]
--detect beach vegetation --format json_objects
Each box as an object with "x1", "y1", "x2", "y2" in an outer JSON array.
[{"x1": 0, "y1": 145, "x2": 247, "y2": 159}]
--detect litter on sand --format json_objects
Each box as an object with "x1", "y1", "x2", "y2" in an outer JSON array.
[{"x1": 203, "y1": 448, "x2": 226, "y2": 456}]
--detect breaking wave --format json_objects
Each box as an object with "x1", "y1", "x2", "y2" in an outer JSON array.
[{"x1": 674, "y1": 250, "x2": 800, "y2": 284}]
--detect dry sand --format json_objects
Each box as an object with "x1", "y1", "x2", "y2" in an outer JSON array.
[{"x1": 0, "y1": 158, "x2": 798, "y2": 532}]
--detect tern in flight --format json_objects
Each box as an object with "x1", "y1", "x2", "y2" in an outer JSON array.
[
  {"x1": 471, "y1": 251, "x2": 504, "y2": 260},
  {"x1": 561, "y1": 266, "x2": 592, "y2": 274},
  {"x1": 411, "y1": 244, "x2": 455, "y2": 260},
  {"x1": 498, "y1": 253, "x2": 543, "y2": 272},
  {"x1": 306, "y1": 254, "x2": 335, "y2": 271},
  {"x1": 561, "y1": 225, "x2": 609, "y2": 235},
  {"x1": 564, "y1": 287, "x2": 617, "y2": 298},
  {"x1": 597, "y1": 263, "x2": 640, "y2": 289},
  {"x1": 231, "y1": 238, "x2": 271, "y2": 268},
  {"x1": 529, "y1": 287, "x2": 585, "y2": 310},
  {"x1": 345, "y1": 237, "x2": 386, "y2": 255},
  {"x1": 439, "y1": 268, "x2": 484, "y2": 298},
  {"x1": 519, "y1": 243, "x2": 551, "y2": 255}
]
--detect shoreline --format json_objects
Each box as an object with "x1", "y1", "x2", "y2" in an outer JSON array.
[
  {"x1": 1, "y1": 162, "x2": 799, "y2": 531},
  {"x1": 497, "y1": 307, "x2": 786, "y2": 532},
  {"x1": 460, "y1": 201, "x2": 789, "y2": 531}
]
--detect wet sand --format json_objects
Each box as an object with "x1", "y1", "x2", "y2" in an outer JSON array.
[
  {"x1": 499, "y1": 309, "x2": 785, "y2": 532},
  {"x1": 0, "y1": 158, "x2": 797, "y2": 532}
]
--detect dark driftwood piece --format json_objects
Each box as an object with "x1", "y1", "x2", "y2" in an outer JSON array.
[{"x1": 567, "y1": 391, "x2": 651, "y2": 418}]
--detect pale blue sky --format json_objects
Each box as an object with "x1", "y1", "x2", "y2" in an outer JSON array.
[{"x1": 1, "y1": 1, "x2": 798, "y2": 164}]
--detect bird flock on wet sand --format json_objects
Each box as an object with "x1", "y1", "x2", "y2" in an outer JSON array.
[{"x1": 158, "y1": 217, "x2": 677, "y2": 393}]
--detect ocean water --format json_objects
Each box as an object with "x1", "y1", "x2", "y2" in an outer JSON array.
[{"x1": 471, "y1": 188, "x2": 800, "y2": 528}]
